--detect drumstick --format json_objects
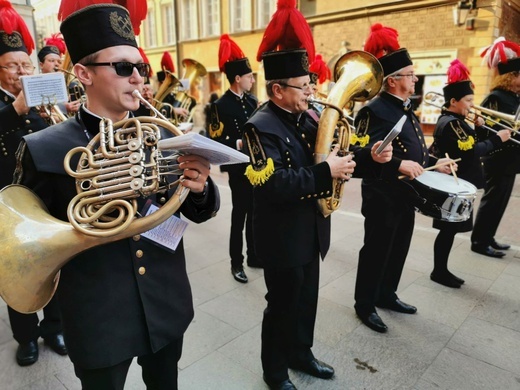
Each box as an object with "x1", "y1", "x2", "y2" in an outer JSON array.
[
  {"x1": 445, "y1": 153, "x2": 459, "y2": 185},
  {"x1": 398, "y1": 158, "x2": 461, "y2": 179}
]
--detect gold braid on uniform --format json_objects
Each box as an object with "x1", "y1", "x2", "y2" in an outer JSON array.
[
  {"x1": 208, "y1": 104, "x2": 224, "y2": 139},
  {"x1": 350, "y1": 115, "x2": 370, "y2": 147},
  {"x1": 244, "y1": 128, "x2": 274, "y2": 185},
  {"x1": 449, "y1": 121, "x2": 474, "y2": 151}
]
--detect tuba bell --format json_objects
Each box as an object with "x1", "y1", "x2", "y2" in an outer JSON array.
[
  {"x1": 0, "y1": 93, "x2": 189, "y2": 313},
  {"x1": 153, "y1": 69, "x2": 183, "y2": 123},
  {"x1": 173, "y1": 58, "x2": 207, "y2": 122},
  {"x1": 313, "y1": 50, "x2": 383, "y2": 217}
]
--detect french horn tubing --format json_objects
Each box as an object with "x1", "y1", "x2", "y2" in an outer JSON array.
[
  {"x1": 313, "y1": 50, "x2": 383, "y2": 217},
  {"x1": 0, "y1": 90, "x2": 189, "y2": 313}
]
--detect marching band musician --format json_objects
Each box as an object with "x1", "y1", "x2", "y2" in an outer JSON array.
[
  {"x1": 37, "y1": 34, "x2": 81, "y2": 116},
  {"x1": 353, "y1": 23, "x2": 454, "y2": 333},
  {"x1": 156, "y1": 51, "x2": 189, "y2": 122},
  {"x1": 0, "y1": 0, "x2": 66, "y2": 366},
  {"x1": 209, "y1": 34, "x2": 260, "y2": 284},
  {"x1": 242, "y1": 3, "x2": 391, "y2": 388},
  {"x1": 13, "y1": 3, "x2": 219, "y2": 388},
  {"x1": 470, "y1": 37, "x2": 520, "y2": 258},
  {"x1": 429, "y1": 60, "x2": 511, "y2": 287}
]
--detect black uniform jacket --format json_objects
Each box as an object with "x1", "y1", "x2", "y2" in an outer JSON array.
[
  {"x1": 431, "y1": 112, "x2": 502, "y2": 188},
  {"x1": 477, "y1": 89, "x2": 520, "y2": 175},
  {"x1": 0, "y1": 88, "x2": 48, "y2": 186},
  {"x1": 16, "y1": 109, "x2": 220, "y2": 369},
  {"x1": 243, "y1": 102, "x2": 336, "y2": 268},
  {"x1": 355, "y1": 92, "x2": 436, "y2": 209},
  {"x1": 209, "y1": 89, "x2": 258, "y2": 173}
]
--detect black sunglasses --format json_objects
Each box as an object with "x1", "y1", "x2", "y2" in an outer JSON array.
[{"x1": 84, "y1": 62, "x2": 150, "y2": 77}]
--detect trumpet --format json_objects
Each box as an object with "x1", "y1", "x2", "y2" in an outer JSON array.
[
  {"x1": 37, "y1": 94, "x2": 68, "y2": 125},
  {"x1": 423, "y1": 91, "x2": 520, "y2": 145}
]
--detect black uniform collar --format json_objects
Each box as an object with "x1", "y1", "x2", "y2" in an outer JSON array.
[
  {"x1": 443, "y1": 110, "x2": 465, "y2": 121},
  {"x1": 268, "y1": 100, "x2": 305, "y2": 126},
  {"x1": 381, "y1": 91, "x2": 412, "y2": 112}
]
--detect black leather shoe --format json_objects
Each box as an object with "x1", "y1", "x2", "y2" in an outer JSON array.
[
  {"x1": 490, "y1": 239, "x2": 510, "y2": 251},
  {"x1": 44, "y1": 333, "x2": 68, "y2": 356},
  {"x1": 447, "y1": 271, "x2": 465, "y2": 285},
  {"x1": 376, "y1": 299, "x2": 417, "y2": 314},
  {"x1": 263, "y1": 375, "x2": 297, "y2": 390},
  {"x1": 231, "y1": 267, "x2": 248, "y2": 283},
  {"x1": 471, "y1": 244, "x2": 505, "y2": 258},
  {"x1": 289, "y1": 358, "x2": 334, "y2": 379},
  {"x1": 356, "y1": 311, "x2": 388, "y2": 333},
  {"x1": 16, "y1": 340, "x2": 39, "y2": 366},
  {"x1": 430, "y1": 272, "x2": 461, "y2": 288}
]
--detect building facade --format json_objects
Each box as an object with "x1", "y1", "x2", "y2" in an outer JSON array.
[{"x1": 33, "y1": 0, "x2": 520, "y2": 130}]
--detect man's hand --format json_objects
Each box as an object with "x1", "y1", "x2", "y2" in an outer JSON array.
[
  {"x1": 178, "y1": 154, "x2": 211, "y2": 193},
  {"x1": 398, "y1": 160, "x2": 424, "y2": 179},
  {"x1": 435, "y1": 157, "x2": 457, "y2": 175},
  {"x1": 12, "y1": 90, "x2": 30, "y2": 116},
  {"x1": 326, "y1": 145, "x2": 356, "y2": 181},
  {"x1": 371, "y1": 141, "x2": 392, "y2": 163},
  {"x1": 65, "y1": 99, "x2": 81, "y2": 114}
]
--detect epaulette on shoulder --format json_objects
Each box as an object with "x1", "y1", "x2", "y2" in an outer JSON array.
[{"x1": 243, "y1": 127, "x2": 274, "y2": 186}]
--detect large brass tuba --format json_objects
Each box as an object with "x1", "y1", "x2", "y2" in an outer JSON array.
[
  {"x1": 153, "y1": 69, "x2": 183, "y2": 123},
  {"x1": 313, "y1": 50, "x2": 383, "y2": 217},
  {"x1": 174, "y1": 58, "x2": 207, "y2": 122},
  {"x1": 0, "y1": 96, "x2": 189, "y2": 313}
]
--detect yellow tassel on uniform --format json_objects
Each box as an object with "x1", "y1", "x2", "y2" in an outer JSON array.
[
  {"x1": 458, "y1": 136, "x2": 475, "y2": 151},
  {"x1": 245, "y1": 158, "x2": 274, "y2": 185},
  {"x1": 350, "y1": 134, "x2": 370, "y2": 147}
]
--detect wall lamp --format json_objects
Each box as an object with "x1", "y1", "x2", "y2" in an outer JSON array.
[{"x1": 452, "y1": 0, "x2": 477, "y2": 27}]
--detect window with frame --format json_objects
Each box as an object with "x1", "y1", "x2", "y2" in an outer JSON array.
[
  {"x1": 144, "y1": 7, "x2": 157, "y2": 47},
  {"x1": 230, "y1": 0, "x2": 251, "y2": 33},
  {"x1": 200, "y1": 0, "x2": 220, "y2": 38},
  {"x1": 162, "y1": 3, "x2": 176, "y2": 45},
  {"x1": 256, "y1": 0, "x2": 275, "y2": 29},
  {"x1": 180, "y1": 0, "x2": 198, "y2": 40}
]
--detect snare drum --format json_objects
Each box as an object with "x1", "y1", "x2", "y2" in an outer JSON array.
[{"x1": 407, "y1": 171, "x2": 477, "y2": 222}]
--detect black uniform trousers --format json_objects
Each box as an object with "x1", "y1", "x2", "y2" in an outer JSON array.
[
  {"x1": 471, "y1": 168, "x2": 516, "y2": 247},
  {"x1": 227, "y1": 165, "x2": 256, "y2": 268},
  {"x1": 73, "y1": 337, "x2": 183, "y2": 390},
  {"x1": 7, "y1": 295, "x2": 62, "y2": 344},
  {"x1": 261, "y1": 256, "x2": 319, "y2": 383},
  {"x1": 355, "y1": 188, "x2": 415, "y2": 314}
]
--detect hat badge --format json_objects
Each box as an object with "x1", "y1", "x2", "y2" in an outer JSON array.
[
  {"x1": 109, "y1": 11, "x2": 135, "y2": 41},
  {"x1": 2, "y1": 32, "x2": 23, "y2": 49}
]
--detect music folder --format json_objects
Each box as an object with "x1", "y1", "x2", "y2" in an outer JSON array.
[
  {"x1": 157, "y1": 133, "x2": 250, "y2": 166},
  {"x1": 375, "y1": 114, "x2": 407, "y2": 154}
]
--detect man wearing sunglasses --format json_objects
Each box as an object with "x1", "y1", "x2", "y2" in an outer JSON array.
[
  {"x1": 13, "y1": 4, "x2": 219, "y2": 389},
  {"x1": 0, "y1": 1, "x2": 67, "y2": 367}
]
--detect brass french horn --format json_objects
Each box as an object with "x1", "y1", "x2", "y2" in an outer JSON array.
[
  {"x1": 312, "y1": 51, "x2": 383, "y2": 217},
  {"x1": 0, "y1": 90, "x2": 189, "y2": 313}
]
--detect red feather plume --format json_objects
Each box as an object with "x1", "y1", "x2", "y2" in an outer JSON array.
[
  {"x1": 447, "y1": 59, "x2": 470, "y2": 84},
  {"x1": 363, "y1": 23, "x2": 400, "y2": 59},
  {"x1": 256, "y1": 0, "x2": 315, "y2": 63},
  {"x1": 309, "y1": 54, "x2": 331, "y2": 83},
  {"x1": 0, "y1": 0, "x2": 35, "y2": 54},
  {"x1": 218, "y1": 34, "x2": 245, "y2": 72},
  {"x1": 160, "y1": 51, "x2": 175, "y2": 73},
  {"x1": 44, "y1": 33, "x2": 67, "y2": 55},
  {"x1": 58, "y1": 0, "x2": 147, "y2": 35},
  {"x1": 138, "y1": 47, "x2": 152, "y2": 76},
  {"x1": 480, "y1": 36, "x2": 520, "y2": 69}
]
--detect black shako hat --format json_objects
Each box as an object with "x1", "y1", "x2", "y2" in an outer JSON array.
[
  {"x1": 378, "y1": 48, "x2": 413, "y2": 76},
  {"x1": 262, "y1": 49, "x2": 310, "y2": 81},
  {"x1": 498, "y1": 57, "x2": 520, "y2": 75},
  {"x1": 60, "y1": 4, "x2": 137, "y2": 64},
  {"x1": 37, "y1": 45, "x2": 61, "y2": 63},
  {"x1": 0, "y1": 31, "x2": 28, "y2": 55},
  {"x1": 443, "y1": 80, "x2": 474, "y2": 102},
  {"x1": 224, "y1": 58, "x2": 252, "y2": 83}
]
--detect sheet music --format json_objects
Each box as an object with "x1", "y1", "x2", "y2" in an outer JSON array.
[
  {"x1": 140, "y1": 202, "x2": 188, "y2": 252},
  {"x1": 20, "y1": 73, "x2": 68, "y2": 108},
  {"x1": 158, "y1": 132, "x2": 250, "y2": 165}
]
